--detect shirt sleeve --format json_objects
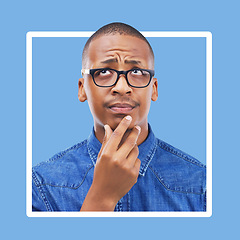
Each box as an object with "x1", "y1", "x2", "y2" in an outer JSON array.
[{"x1": 32, "y1": 172, "x2": 48, "y2": 211}]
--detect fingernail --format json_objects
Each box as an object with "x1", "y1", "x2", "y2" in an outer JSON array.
[
  {"x1": 125, "y1": 115, "x2": 132, "y2": 121},
  {"x1": 135, "y1": 126, "x2": 141, "y2": 133}
]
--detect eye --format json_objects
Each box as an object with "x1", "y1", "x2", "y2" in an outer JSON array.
[
  {"x1": 131, "y1": 69, "x2": 143, "y2": 75},
  {"x1": 98, "y1": 69, "x2": 111, "y2": 76}
]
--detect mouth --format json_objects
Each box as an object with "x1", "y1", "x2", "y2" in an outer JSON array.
[{"x1": 108, "y1": 103, "x2": 137, "y2": 114}]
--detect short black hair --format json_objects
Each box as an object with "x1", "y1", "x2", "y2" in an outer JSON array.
[{"x1": 82, "y1": 22, "x2": 154, "y2": 68}]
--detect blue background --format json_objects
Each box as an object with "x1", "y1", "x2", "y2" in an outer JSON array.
[{"x1": 1, "y1": 0, "x2": 239, "y2": 239}]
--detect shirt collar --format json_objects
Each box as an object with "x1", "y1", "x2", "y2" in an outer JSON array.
[{"x1": 87, "y1": 124, "x2": 157, "y2": 176}]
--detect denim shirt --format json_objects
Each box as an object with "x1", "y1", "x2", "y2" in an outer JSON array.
[{"x1": 32, "y1": 125, "x2": 206, "y2": 211}]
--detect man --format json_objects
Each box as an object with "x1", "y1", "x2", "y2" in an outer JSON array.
[{"x1": 32, "y1": 22, "x2": 206, "y2": 211}]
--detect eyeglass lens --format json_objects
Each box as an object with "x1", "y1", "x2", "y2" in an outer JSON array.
[{"x1": 93, "y1": 69, "x2": 150, "y2": 87}]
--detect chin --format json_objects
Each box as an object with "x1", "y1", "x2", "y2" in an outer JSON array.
[
  {"x1": 106, "y1": 116, "x2": 137, "y2": 131},
  {"x1": 107, "y1": 119, "x2": 122, "y2": 130}
]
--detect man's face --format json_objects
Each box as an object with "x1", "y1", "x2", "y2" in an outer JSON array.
[{"x1": 78, "y1": 34, "x2": 158, "y2": 131}]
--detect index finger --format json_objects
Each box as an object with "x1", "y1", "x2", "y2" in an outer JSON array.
[{"x1": 106, "y1": 115, "x2": 132, "y2": 151}]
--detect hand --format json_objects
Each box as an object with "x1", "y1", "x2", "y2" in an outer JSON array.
[{"x1": 80, "y1": 115, "x2": 141, "y2": 211}]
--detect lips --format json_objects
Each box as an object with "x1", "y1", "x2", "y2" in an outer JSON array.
[{"x1": 108, "y1": 103, "x2": 136, "y2": 114}]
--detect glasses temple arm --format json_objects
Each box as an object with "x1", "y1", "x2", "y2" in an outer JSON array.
[{"x1": 81, "y1": 69, "x2": 90, "y2": 75}]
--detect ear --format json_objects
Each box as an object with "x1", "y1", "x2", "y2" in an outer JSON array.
[
  {"x1": 78, "y1": 78, "x2": 87, "y2": 102},
  {"x1": 151, "y1": 78, "x2": 158, "y2": 101}
]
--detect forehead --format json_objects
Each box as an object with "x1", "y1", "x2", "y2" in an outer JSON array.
[{"x1": 85, "y1": 34, "x2": 154, "y2": 68}]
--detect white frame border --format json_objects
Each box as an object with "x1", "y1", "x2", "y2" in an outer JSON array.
[{"x1": 26, "y1": 31, "x2": 212, "y2": 217}]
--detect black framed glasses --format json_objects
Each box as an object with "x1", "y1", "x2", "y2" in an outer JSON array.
[{"x1": 81, "y1": 68, "x2": 155, "y2": 88}]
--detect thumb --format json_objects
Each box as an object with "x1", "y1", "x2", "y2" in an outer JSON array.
[{"x1": 98, "y1": 124, "x2": 112, "y2": 157}]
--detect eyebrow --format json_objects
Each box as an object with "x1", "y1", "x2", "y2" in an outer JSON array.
[{"x1": 100, "y1": 58, "x2": 142, "y2": 65}]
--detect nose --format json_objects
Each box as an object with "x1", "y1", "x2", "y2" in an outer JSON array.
[{"x1": 111, "y1": 74, "x2": 132, "y2": 95}]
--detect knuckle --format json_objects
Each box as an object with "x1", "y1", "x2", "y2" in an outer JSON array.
[
  {"x1": 132, "y1": 171, "x2": 139, "y2": 182},
  {"x1": 131, "y1": 146, "x2": 139, "y2": 158},
  {"x1": 134, "y1": 146, "x2": 139, "y2": 154},
  {"x1": 134, "y1": 175, "x2": 139, "y2": 184},
  {"x1": 122, "y1": 164, "x2": 129, "y2": 172},
  {"x1": 118, "y1": 121, "x2": 130, "y2": 131},
  {"x1": 112, "y1": 130, "x2": 121, "y2": 138},
  {"x1": 127, "y1": 139, "x2": 136, "y2": 147},
  {"x1": 112, "y1": 157, "x2": 121, "y2": 166},
  {"x1": 101, "y1": 152, "x2": 111, "y2": 161},
  {"x1": 136, "y1": 158, "x2": 141, "y2": 166},
  {"x1": 130, "y1": 169, "x2": 138, "y2": 179}
]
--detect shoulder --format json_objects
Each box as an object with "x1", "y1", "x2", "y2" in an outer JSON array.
[
  {"x1": 32, "y1": 139, "x2": 94, "y2": 189},
  {"x1": 149, "y1": 138, "x2": 206, "y2": 194}
]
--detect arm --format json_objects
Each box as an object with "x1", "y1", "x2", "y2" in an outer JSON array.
[{"x1": 80, "y1": 115, "x2": 141, "y2": 211}]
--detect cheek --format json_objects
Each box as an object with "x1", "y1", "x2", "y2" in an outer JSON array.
[
  {"x1": 87, "y1": 92, "x2": 103, "y2": 114},
  {"x1": 138, "y1": 90, "x2": 152, "y2": 115},
  {"x1": 85, "y1": 83, "x2": 106, "y2": 117}
]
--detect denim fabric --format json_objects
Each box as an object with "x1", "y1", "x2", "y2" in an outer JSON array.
[{"x1": 32, "y1": 125, "x2": 206, "y2": 211}]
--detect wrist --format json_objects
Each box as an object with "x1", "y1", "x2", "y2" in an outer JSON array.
[{"x1": 80, "y1": 186, "x2": 117, "y2": 211}]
